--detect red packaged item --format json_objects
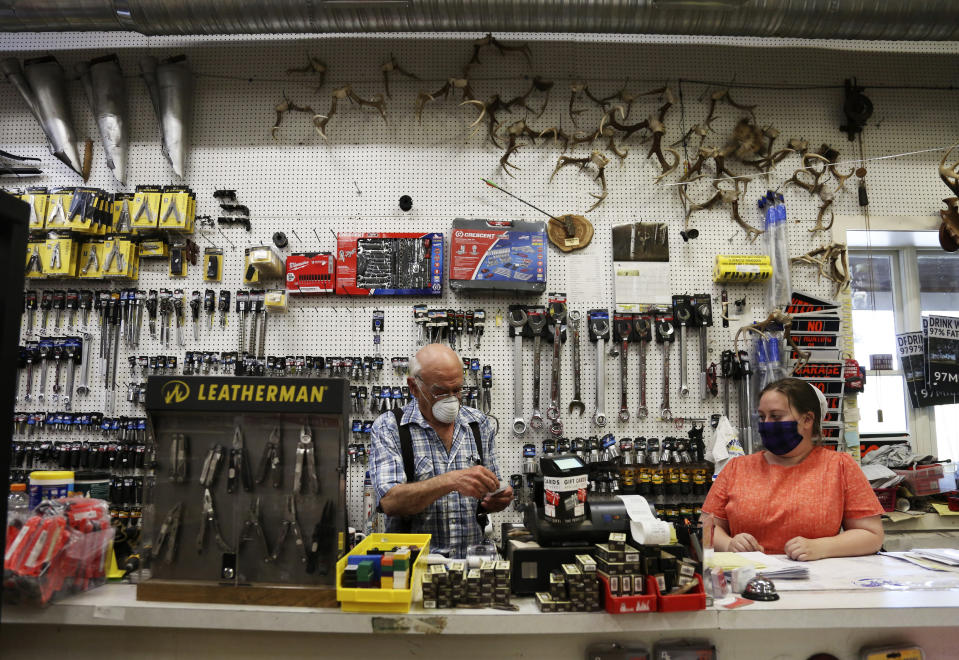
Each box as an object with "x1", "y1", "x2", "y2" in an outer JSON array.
[
  {"x1": 3, "y1": 497, "x2": 114, "y2": 607},
  {"x1": 285, "y1": 252, "x2": 335, "y2": 294}
]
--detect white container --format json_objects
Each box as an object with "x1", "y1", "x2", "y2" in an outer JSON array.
[{"x1": 28, "y1": 470, "x2": 75, "y2": 509}]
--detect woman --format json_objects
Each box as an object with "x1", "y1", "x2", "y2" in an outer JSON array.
[{"x1": 702, "y1": 378, "x2": 884, "y2": 561}]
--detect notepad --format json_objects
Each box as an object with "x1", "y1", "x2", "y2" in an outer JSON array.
[{"x1": 705, "y1": 552, "x2": 767, "y2": 571}]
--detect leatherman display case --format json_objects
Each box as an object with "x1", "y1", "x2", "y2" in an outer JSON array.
[{"x1": 138, "y1": 376, "x2": 349, "y2": 607}]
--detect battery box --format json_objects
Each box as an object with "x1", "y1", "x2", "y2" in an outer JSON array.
[
  {"x1": 336, "y1": 232, "x2": 443, "y2": 296},
  {"x1": 286, "y1": 252, "x2": 335, "y2": 294},
  {"x1": 448, "y1": 218, "x2": 547, "y2": 294}
]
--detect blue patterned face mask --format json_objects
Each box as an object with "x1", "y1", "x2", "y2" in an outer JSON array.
[{"x1": 758, "y1": 420, "x2": 803, "y2": 455}]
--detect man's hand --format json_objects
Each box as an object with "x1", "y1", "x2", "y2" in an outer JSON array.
[
  {"x1": 784, "y1": 536, "x2": 825, "y2": 561},
  {"x1": 481, "y1": 486, "x2": 514, "y2": 513},
  {"x1": 728, "y1": 533, "x2": 764, "y2": 553},
  {"x1": 445, "y1": 465, "x2": 499, "y2": 499}
]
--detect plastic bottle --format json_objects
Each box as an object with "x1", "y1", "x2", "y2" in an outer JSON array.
[{"x1": 6, "y1": 483, "x2": 31, "y2": 549}]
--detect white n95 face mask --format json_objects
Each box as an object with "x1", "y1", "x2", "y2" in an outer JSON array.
[{"x1": 431, "y1": 396, "x2": 460, "y2": 424}]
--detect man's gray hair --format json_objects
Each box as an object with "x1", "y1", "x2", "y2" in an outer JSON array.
[{"x1": 409, "y1": 354, "x2": 422, "y2": 380}]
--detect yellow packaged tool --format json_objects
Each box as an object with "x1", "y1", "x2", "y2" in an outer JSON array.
[
  {"x1": 140, "y1": 238, "x2": 169, "y2": 258},
  {"x1": 113, "y1": 193, "x2": 136, "y2": 234},
  {"x1": 243, "y1": 247, "x2": 259, "y2": 284},
  {"x1": 101, "y1": 236, "x2": 137, "y2": 279},
  {"x1": 43, "y1": 235, "x2": 78, "y2": 278},
  {"x1": 246, "y1": 244, "x2": 284, "y2": 281},
  {"x1": 131, "y1": 185, "x2": 162, "y2": 231},
  {"x1": 203, "y1": 247, "x2": 223, "y2": 282},
  {"x1": 25, "y1": 241, "x2": 46, "y2": 278},
  {"x1": 264, "y1": 289, "x2": 288, "y2": 312},
  {"x1": 24, "y1": 187, "x2": 48, "y2": 230},
  {"x1": 44, "y1": 188, "x2": 72, "y2": 229},
  {"x1": 158, "y1": 186, "x2": 195, "y2": 233},
  {"x1": 65, "y1": 187, "x2": 99, "y2": 233},
  {"x1": 78, "y1": 241, "x2": 105, "y2": 278},
  {"x1": 712, "y1": 255, "x2": 772, "y2": 284}
]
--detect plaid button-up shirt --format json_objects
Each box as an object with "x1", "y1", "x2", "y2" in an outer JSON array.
[{"x1": 369, "y1": 399, "x2": 500, "y2": 558}]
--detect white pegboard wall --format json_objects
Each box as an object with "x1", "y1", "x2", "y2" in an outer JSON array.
[{"x1": 4, "y1": 32, "x2": 959, "y2": 533}]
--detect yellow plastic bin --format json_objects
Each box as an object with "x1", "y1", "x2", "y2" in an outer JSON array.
[{"x1": 336, "y1": 533, "x2": 431, "y2": 613}]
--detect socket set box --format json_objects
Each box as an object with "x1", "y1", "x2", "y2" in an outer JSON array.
[
  {"x1": 448, "y1": 218, "x2": 547, "y2": 294},
  {"x1": 285, "y1": 252, "x2": 336, "y2": 294},
  {"x1": 335, "y1": 232, "x2": 443, "y2": 296}
]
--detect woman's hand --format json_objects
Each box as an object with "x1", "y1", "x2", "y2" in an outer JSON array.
[
  {"x1": 727, "y1": 533, "x2": 764, "y2": 553},
  {"x1": 784, "y1": 536, "x2": 825, "y2": 561}
]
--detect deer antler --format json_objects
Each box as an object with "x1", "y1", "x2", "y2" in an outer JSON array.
[
  {"x1": 286, "y1": 56, "x2": 327, "y2": 91},
  {"x1": 271, "y1": 95, "x2": 317, "y2": 139},
  {"x1": 381, "y1": 54, "x2": 419, "y2": 99}
]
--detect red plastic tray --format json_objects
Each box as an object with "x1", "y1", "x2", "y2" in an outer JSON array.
[
  {"x1": 599, "y1": 573, "x2": 656, "y2": 614},
  {"x1": 653, "y1": 574, "x2": 706, "y2": 612}
]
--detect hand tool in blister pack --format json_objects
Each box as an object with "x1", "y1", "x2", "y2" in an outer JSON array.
[
  {"x1": 64, "y1": 289, "x2": 78, "y2": 331},
  {"x1": 22, "y1": 342, "x2": 39, "y2": 402},
  {"x1": 25, "y1": 244, "x2": 43, "y2": 276},
  {"x1": 256, "y1": 295, "x2": 268, "y2": 359},
  {"x1": 217, "y1": 289, "x2": 230, "y2": 329},
  {"x1": 157, "y1": 289, "x2": 172, "y2": 346},
  {"x1": 50, "y1": 339, "x2": 64, "y2": 403},
  {"x1": 520, "y1": 443, "x2": 537, "y2": 510},
  {"x1": 78, "y1": 289, "x2": 93, "y2": 328},
  {"x1": 474, "y1": 309, "x2": 486, "y2": 349},
  {"x1": 197, "y1": 487, "x2": 233, "y2": 554},
  {"x1": 236, "y1": 290, "x2": 250, "y2": 353},
  {"x1": 508, "y1": 308, "x2": 529, "y2": 436},
  {"x1": 655, "y1": 314, "x2": 675, "y2": 421},
  {"x1": 526, "y1": 308, "x2": 547, "y2": 432},
  {"x1": 481, "y1": 365, "x2": 493, "y2": 414},
  {"x1": 199, "y1": 443, "x2": 225, "y2": 489},
  {"x1": 248, "y1": 291, "x2": 263, "y2": 356},
  {"x1": 294, "y1": 423, "x2": 319, "y2": 495},
  {"x1": 61, "y1": 336, "x2": 80, "y2": 410},
  {"x1": 737, "y1": 350, "x2": 754, "y2": 453},
  {"x1": 672, "y1": 295, "x2": 693, "y2": 398},
  {"x1": 633, "y1": 314, "x2": 652, "y2": 420},
  {"x1": 203, "y1": 289, "x2": 215, "y2": 328},
  {"x1": 445, "y1": 308, "x2": 457, "y2": 349},
  {"x1": 145, "y1": 290, "x2": 158, "y2": 338},
  {"x1": 51, "y1": 290, "x2": 65, "y2": 330},
  {"x1": 190, "y1": 290, "x2": 201, "y2": 341},
  {"x1": 455, "y1": 310, "x2": 466, "y2": 351},
  {"x1": 227, "y1": 425, "x2": 253, "y2": 494},
  {"x1": 39, "y1": 290, "x2": 52, "y2": 333},
  {"x1": 24, "y1": 290, "x2": 38, "y2": 336},
  {"x1": 271, "y1": 494, "x2": 308, "y2": 564},
  {"x1": 372, "y1": 310, "x2": 385, "y2": 356},
  {"x1": 152, "y1": 501, "x2": 183, "y2": 564},
  {"x1": 720, "y1": 350, "x2": 733, "y2": 418},
  {"x1": 169, "y1": 432, "x2": 189, "y2": 483},
  {"x1": 109, "y1": 293, "x2": 122, "y2": 394},
  {"x1": 614, "y1": 312, "x2": 633, "y2": 423},
  {"x1": 692, "y1": 294, "x2": 714, "y2": 401},
  {"x1": 413, "y1": 304, "x2": 428, "y2": 347},
  {"x1": 172, "y1": 289, "x2": 186, "y2": 346},
  {"x1": 240, "y1": 496, "x2": 272, "y2": 561},
  {"x1": 36, "y1": 338, "x2": 52, "y2": 403},
  {"x1": 587, "y1": 309, "x2": 611, "y2": 428},
  {"x1": 75, "y1": 333, "x2": 92, "y2": 397},
  {"x1": 257, "y1": 426, "x2": 283, "y2": 489},
  {"x1": 567, "y1": 311, "x2": 586, "y2": 417}
]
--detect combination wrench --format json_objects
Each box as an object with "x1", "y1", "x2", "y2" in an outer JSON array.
[
  {"x1": 614, "y1": 316, "x2": 633, "y2": 422},
  {"x1": 673, "y1": 296, "x2": 692, "y2": 398},
  {"x1": 76, "y1": 333, "x2": 92, "y2": 396},
  {"x1": 633, "y1": 316, "x2": 651, "y2": 420},
  {"x1": 588, "y1": 312, "x2": 610, "y2": 427},
  {"x1": 508, "y1": 309, "x2": 529, "y2": 436},
  {"x1": 657, "y1": 319, "x2": 675, "y2": 421},
  {"x1": 567, "y1": 311, "x2": 585, "y2": 416},
  {"x1": 527, "y1": 312, "x2": 547, "y2": 431},
  {"x1": 546, "y1": 301, "x2": 567, "y2": 436}
]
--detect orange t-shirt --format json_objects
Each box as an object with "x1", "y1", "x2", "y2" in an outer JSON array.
[{"x1": 701, "y1": 446, "x2": 884, "y2": 554}]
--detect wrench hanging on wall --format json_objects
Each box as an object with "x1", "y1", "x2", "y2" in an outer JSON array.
[
  {"x1": 546, "y1": 295, "x2": 567, "y2": 436},
  {"x1": 692, "y1": 294, "x2": 714, "y2": 401},
  {"x1": 613, "y1": 313, "x2": 633, "y2": 423},
  {"x1": 508, "y1": 308, "x2": 529, "y2": 436},
  {"x1": 526, "y1": 308, "x2": 548, "y2": 432},
  {"x1": 567, "y1": 311, "x2": 586, "y2": 417},
  {"x1": 633, "y1": 315, "x2": 652, "y2": 420},
  {"x1": 672, "y1": 295, "x2": 693, "y2": 399},
  {"x1": 655, "y1": 314, "x2": 675, "y2": 421},
  {"x1": 587, "y1": 309, "x2": 611, "y2": 428}
]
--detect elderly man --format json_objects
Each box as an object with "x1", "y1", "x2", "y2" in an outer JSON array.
[{"x1": 369, "y1": 343, "x2": 513, "y2": 558}]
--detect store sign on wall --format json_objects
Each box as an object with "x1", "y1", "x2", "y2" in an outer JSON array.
[{"x1": 145, "y1": 376, "x2": 349, "y2": 413}]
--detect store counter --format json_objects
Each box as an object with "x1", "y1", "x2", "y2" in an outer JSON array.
[{"x1": 5, "y1": 556, "x2": 959, "y2": 659}]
